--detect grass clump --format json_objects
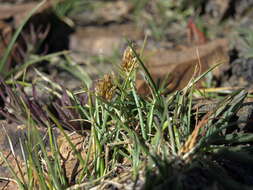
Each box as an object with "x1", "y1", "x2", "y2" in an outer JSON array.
[{"x1": 1, "y1": 42, "x2": 253, "y2": 190}]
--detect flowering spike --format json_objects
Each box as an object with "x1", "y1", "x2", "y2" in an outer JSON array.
[
  {"x1": 95, "y1": 74, "x2": 116, "y2": 101},
  {"x1": 121, "y1": 46, "x2": 138, "y2": 73}
]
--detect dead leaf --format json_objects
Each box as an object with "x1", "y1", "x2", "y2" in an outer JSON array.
[
  {"x1": 0, "y1": 1, "x2": 52, "y2": 26},
  {"x1": 187, "y1": 18, "x2": 207, "y2": 45},
  {"x1": 0, "y1": 180, "x2": 18, "y2": 190},
  {"x1": 57, "y1": 133, "x2": 87, "y2": 181},
  {"x1": 179, "y1": 111, "x2": 212, "y2": 155},
  {"x1": 0, "y1": 20, "x2": 13, "y2": 60},
  {"x1": 136, "y1": 39, "x2": 229, "y2": 95}
]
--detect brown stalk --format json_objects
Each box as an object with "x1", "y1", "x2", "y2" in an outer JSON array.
[{"x1": 179, "y1": 110, "x2": 213, "y2": 155}]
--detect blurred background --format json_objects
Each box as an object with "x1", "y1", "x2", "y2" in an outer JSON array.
[{"x1": 1, "y1": 0, "x2": 253, "y2": 92}]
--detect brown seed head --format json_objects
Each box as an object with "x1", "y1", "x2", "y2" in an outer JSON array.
[
  {"x1": 121, "y1": 46, "x2": 137, "y2": 73},
  {"x1": 95, "y1": 74, "x2": 116, "y2": 101}
]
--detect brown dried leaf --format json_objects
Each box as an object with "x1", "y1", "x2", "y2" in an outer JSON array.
[
  {"x1": 137, "y1": 39, "x2": 229, "y2": 95},
  {"x1": 0, "y1": 1, "x2": 52, "y2": 26},
  {"x1": 179, "y1": 110, "x2": 213, "y2": 155},
  {"x1": 57, "y1": 133, "x2": 87, "y2": 180},
  {"x1": 0, "y1": 21, "x2": 13, "y2": 60}
]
